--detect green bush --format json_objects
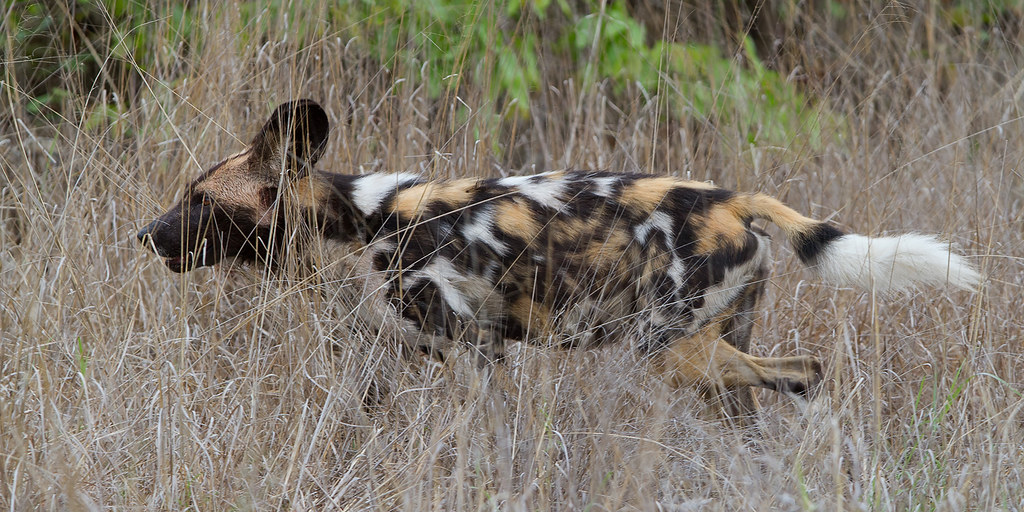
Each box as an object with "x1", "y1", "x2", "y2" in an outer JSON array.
[{"x1": 7, "y1": 0, "x2": 843, "y2": 146}]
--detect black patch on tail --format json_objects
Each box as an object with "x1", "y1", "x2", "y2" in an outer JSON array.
[{"x1": 795, "y1": 223, "x2": 844, "y2": 264}]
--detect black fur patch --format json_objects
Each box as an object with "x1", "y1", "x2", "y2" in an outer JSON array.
[{"x1": 794, "y1": 223, "x2": 845, "y2": 264}]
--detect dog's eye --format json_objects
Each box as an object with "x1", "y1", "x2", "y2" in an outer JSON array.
[{"x1": 202, "y1": 196, "x2": 213, "y2": 208}]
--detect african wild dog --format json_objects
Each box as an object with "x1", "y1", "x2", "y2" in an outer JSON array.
[{"x1": 138, "y1": 100, "x2": 981, "y2": 417}]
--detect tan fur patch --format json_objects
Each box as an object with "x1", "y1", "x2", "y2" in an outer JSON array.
[
  {"x1": 288, "y1": 175, "x2": 331, "y2": 211},
  {"x1": 495, "y1": 199, "x2": 541, "y2": 241},
  {"x1": 434, "y1": 179, "x2": 477, "y2": 207},
  {"x1": 392, "y1": 183, "x2": 438, "y2": 217},
  {"x1": 742, "y1": 193, "x2": 817, "y2": 238},
  {"x1": 193, "y1": 152, "x2": 264, "y2": 214},
  {"x1": 391, "y1": 179, "x2": 477, "y2": 217},
  {"x1": 583, "y1": 227, "x2": 631, "y2": 269},
  {"x1": 508, "y1": 295, "x2": 551, "y2": 336},
  {"x1": 619, "y1": 178, "x2": 717, "y2": 213},
  {"x1": 657, "y1": 316, "x2": 821, "y2": 392},
  {"x1": 549, "y1": 216, "x2": 597, "y2": 242},
  {"x1": 193, "y1": 151, "x2": 333, "y2": 226},
  {"x1": 193, "y1": 154, "x2": 250, "y2": 190},
  {"x1": 619, "y1": 177, "x2": 674, "y2": 212},
  {"x1": 638, "y1": 249, "x2": 672, "y2": 287},
  {"x1": 694, "y1": 201, "x2": 748, "y2": 254}
]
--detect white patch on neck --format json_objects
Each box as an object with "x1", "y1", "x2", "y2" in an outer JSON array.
[{"x1": 352, "y1": 173, "x2": 421, "y2": 215}]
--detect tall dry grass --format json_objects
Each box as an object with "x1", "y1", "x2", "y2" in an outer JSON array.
[{"x1": 2, "y1": 1, "x2": 1022, "y2": 510}]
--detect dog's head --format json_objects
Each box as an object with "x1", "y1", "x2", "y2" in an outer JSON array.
[{"x1": 137, "y1": 100, "x2": 329, "y2": 272}]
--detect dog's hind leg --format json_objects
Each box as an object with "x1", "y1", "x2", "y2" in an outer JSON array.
[
  {"x1": 717, "y1": 268, "x2": 768, "y2": 423},
  {"x1": 657, "y1": 320, "x2": 822, "y2": 425}
]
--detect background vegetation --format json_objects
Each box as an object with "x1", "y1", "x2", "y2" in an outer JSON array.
[{"x1": 2, "y1": 0, "x2": 1022, "y2": 509}]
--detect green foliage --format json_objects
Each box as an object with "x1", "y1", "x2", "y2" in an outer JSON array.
[
  {"x1": 670, "y1": 37, "x2": 831, "y2": 146},
  {"x1": 567, "y1": 2, "x2": 829, "y2": 146},
  {"x1": 331, "y1": 0, "x2": 543, "y2": 115},
  {"x1": 8, "y1": 0, "x2": 834, "y2": 146},
  {"x1": 945, "y1": 0, "x2": 1023, "y2": 42},
  {"x1": 333, "y1": 0, "x2": 831, "y2": 146},
  {"x1": 568, "y1": 1, "x2": 654, "y2": 91},
  {"x1": 946, "y1": 0, "x2": 1023, "y2": 26},
  {"x1": 76, "y1": 336, "x2": 88, "y2": 376},
  {"x1": 6, "y1": 1, "x2": 197, "y2": 124}
]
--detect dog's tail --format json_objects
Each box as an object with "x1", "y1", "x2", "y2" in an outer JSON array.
[{"x1": 738, "y1": 193, "x2": 981, "y2": 292}]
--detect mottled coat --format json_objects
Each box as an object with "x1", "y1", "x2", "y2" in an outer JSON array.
[{"x1": 139, "y1": 100, "x2": 980, "y2": 413}]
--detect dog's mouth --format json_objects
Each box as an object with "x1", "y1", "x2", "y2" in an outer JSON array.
[
  {"x1": 139, "y1": 223, "x2": 217, "y2": 273},
  {"x1": 164, "y1": 255, "x2": 189, "y2": 273},
  {"x1": 160, "y1": 243, "x2": 210, "y2": 273}
]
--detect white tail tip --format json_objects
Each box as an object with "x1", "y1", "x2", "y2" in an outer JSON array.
[{"x1": 815, "y1": 233, "x2": 981, "y2": 293}]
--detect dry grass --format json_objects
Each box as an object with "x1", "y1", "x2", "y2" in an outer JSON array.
[{"x1": 2, "y1": 2, "x2": 1023, "y2": 510}]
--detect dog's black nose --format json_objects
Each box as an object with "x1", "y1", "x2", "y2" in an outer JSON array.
[{"x1": 137, "y1": 222, "x2": 154, "y2": 245}]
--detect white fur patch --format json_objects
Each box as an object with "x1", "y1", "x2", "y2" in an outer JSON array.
[
  {"x1": 352, "y1": 172, "x2": 421, "y2": 215},
  {"x1": 499, "y1": 172, "x2": 566, "y2": 209},
  {"x1": 591, "y1": 176, "x2": 618, "y2": 198},
  {"x1": 414, "y1": 258, "x2": 474, "y2": 317},
  {"x1": 816, "y1": 233, "x2": 981, "y2": 292},
  {"x1": 497, "y1": 172, "x2": 555, "y2": 187},
  {"x1": 667, "y1": 256, "x2": 687, "y2": 288},
  {"x1": 633, "y1": 211, "x2": 674, "y2": 245},
  {"x1": 687, "y1": 239, "x2": 769, "y2": 329},
  {"x1": 461, "y1": 206, "x2": 509, "y2": 256}
]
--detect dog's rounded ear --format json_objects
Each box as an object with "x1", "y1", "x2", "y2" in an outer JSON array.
[{"x1": 251, "y1": 99, "x2": 330, "y2": 176}]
